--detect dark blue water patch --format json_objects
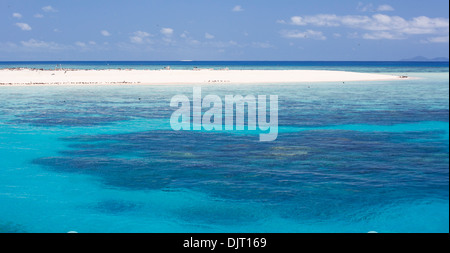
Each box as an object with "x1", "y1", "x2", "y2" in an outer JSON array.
[
  {"x1": 34, "y1": 129, "x2": 449, "y2": 214},
  {"x1": 35, "y1": 156, "x2": 175, "y2": 190},
  {"x1": 0, "y1": 86, "x2": 180, "y2": 128},
  {"x1": 278, "y1": 86, "x2": 449, "y2": 127},
  {"x1": 60, "y1": 145, "x2": 131, "y2": 157},
  {"x1": 279, "y1": 109, "x2": 450, "y2": 127},
  {"x1": 0, "y1": 222, "x2": 26, "y2": 233},
  {"x1": 8, "y1": 103, "x2": 172, "y2": 127},
  {"x1": 90, "y1": 200, "x2": 142, "y2": 215},
  {"x1": 13, "y1": 115, "x2": 128, "y2": 127}
]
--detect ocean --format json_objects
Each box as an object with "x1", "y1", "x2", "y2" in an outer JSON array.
[
  {"x1": 0, "y1": 60, "x2": 448, "y2": 72},
  {"x1": 0, "y1": 61, "x2": 448, "y2": 233}
]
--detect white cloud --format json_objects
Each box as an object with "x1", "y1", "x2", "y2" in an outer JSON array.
[
  {"x1": 134, "y1": 31, "x2": 151, "y2": 37},
  {"x1": 188, "y1": 39, "x2": 201, "y2": 46},
  {"x1": 34, "y1": 14, "x2": 44, "y2": 18},
  {"x1": 75, "y1": 41, "x2": 86, "y2": 47},
  {"x1": 356, "y1": 3, "x2": 393, "y2": 12},
  {"x1": 422, "y1": 35, "x2": 449, "y2": 43},
  {"x1": 12, "y1": 13, "x2": 22, "y2": 19},
  {"x1": 280, "y1": 29, "x2": 327, "y2": 40},
  {"x1": 204, "y1": 40, "x2": 240, "y2": 48},
  {"x1": 187, "y1": 39, "x2": 201, "y2": 46},
  {"x1": 290, "y1": 15, "x2": 340, "y2": 26},
  {"x1": 160, "y1": 28, "x2": 174, "y2": 44},
  {"x1": 21, "y1": 40, "x2": 44, "y2": 47},
  {"x1": 42, "y1": 6, "x2": 58, "y2": 12},
  {"x1": 357, "y1": 3, "x2": 374, "y2": 12},
  {"x1": 287, "y1": 14, "x2": 449, "y2": 32},
  {"x1": 20, "y1": 39, "x2": 62, "y2": 50},
  {"x1": 180, "y1": 31, "x2": 188, "y2": 38},
  {"x1": 283, "y1": 13, "x2": 449, "y2": 40},
  {"x1": 205, "y1": 32, "x2": 215, "y2": 39},
  {"x1": 101, "y1": 30, "x2": 111, "y2": 36},
  {"x1": 252, "y1": 42, "x2": 274, "y2": 48},
  {"x1": 15, "y1": 23, "x2": 32, "y2": 31},
  {"x1": 130, "y1": 31, "x2": 152, "y2": 44},
  {"x1": 410, "y1": 16, "x2": 449, "y2": 31},
  {"x1": 377, "y1": 4, "x2": 394, "y2": 12},
  {"x1": 160, "y1": 28, "x2": 174, "y2": 36},
  {"x1": 232, "y1": 5, "x2": 244, "y2": 12},
  {"x1": 129, "y1": 37, "x2": 143, "y2": 44},
  {"x1": 88, "y1": 41, "x2": 96, "y2": 45},
  {"x1": 362, "y1": 31, "x2": 404, "y2": 40},
  {"x1": 179, "y1": 31, "x2": 201, "y2": 46}
]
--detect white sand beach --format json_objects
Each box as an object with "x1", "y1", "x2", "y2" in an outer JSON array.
[{"x1": 0, "y1": 69, "x2": 408, "y2": 86}]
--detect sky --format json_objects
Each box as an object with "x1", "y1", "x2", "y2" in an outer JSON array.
[{"x1": 1, "y1": 0, "x2": 449, "y2": 61}]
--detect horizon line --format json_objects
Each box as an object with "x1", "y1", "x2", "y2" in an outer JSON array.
[{"x1": 0, "y1": 60, "x2": 448, "y2": 63}]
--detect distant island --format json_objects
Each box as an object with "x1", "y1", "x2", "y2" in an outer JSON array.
[{"x1": 401, "y1": 56, "x2": 449, "y2": 62}]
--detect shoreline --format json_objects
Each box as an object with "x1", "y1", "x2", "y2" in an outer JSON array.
[{"x1": 0, "y1": 69, "x2": 409, "y2": 86}]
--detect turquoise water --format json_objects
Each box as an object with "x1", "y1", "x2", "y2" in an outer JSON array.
[
  {"x1": 1, "y1": 61, "x2": 448, "y2": 73},
  {"x1": 0, "y1": 63, "x2": 448, "y2": 233}
]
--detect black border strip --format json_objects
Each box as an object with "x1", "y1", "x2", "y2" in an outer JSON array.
[{"x1": 1, "y1": 233, "x2": 448, "y2": 251}]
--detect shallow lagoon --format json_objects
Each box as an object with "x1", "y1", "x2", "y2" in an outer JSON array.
[{"x1": 0, "y1": 70, "x2": 448, "y2": 233}]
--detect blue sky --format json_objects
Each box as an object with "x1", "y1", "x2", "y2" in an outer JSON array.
[{"x1": 1, "y1": 0, "x2": 449, "y2": 61}]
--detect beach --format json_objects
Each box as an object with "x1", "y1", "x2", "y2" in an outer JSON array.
[{"x1": 0, "y1": 68, "x2": 407, "y2": 86}]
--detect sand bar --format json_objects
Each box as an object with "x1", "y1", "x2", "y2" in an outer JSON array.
[{"x1": 0, "y1": 69, "x2": 408, "y2": 86}]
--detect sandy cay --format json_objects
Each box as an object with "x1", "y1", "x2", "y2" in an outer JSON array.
[{"x1": 0, "y1": 69, "x2": 409, "y2": 86}]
